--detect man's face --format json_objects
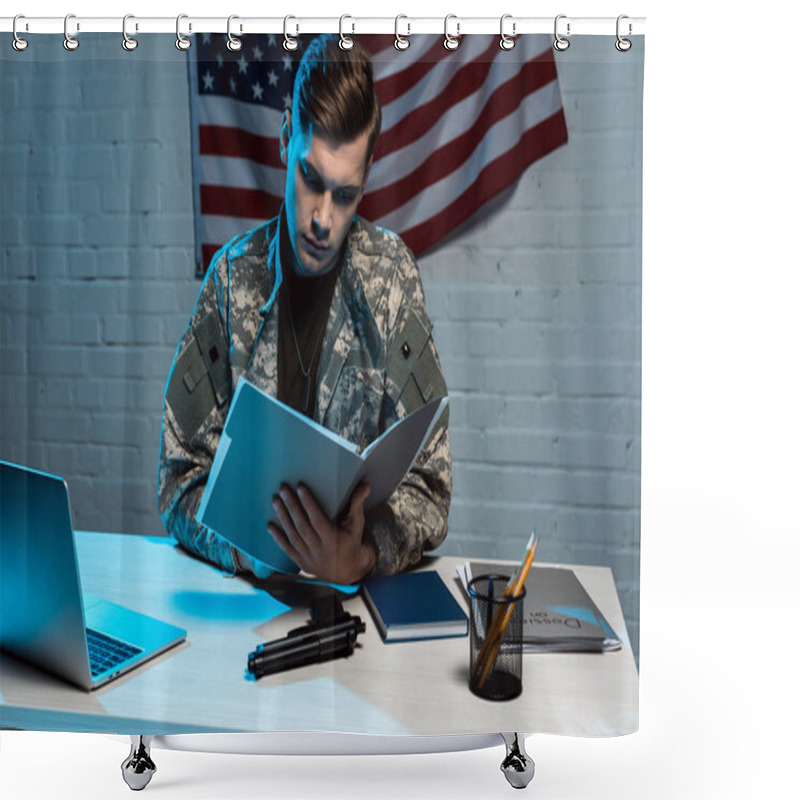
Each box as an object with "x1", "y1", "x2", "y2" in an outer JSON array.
[{"x1": 280, "y1": 111, "x2": 371, "y2": 277}]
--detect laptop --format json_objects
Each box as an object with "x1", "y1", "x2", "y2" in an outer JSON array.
[{"x1": 0, "y1": 461, "x2": 187, "y2": 690}]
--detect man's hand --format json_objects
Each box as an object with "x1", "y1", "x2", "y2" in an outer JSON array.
[{"x1": 268, "y1": 481, "x2": 376, "y2": 584}]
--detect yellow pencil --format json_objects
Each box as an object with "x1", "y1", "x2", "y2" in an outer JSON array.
[
  {"x1": 472, "y1": 534, "x2": 535, "y2": 675},
  {"x1": 476, "y1": 538, "x2": 538, "y2": 688},
  {"x1": 471, "y1": 534, "x2": 537, "y2": 685},
  {"x1": 503, "y1": 533, "x2": 535, "y2": 599}
]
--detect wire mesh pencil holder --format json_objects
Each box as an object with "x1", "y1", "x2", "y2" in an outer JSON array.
[{"x1": 467, "y1": 574, "x2": 526, "y2": 701}]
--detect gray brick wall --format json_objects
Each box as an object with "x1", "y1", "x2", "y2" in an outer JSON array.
[
  {"x1": 425, "y1": 41, "x2": 643, "y2": 659},
  {"x1": 1, "y1": 35, "x2": 641, "y2": 659}
]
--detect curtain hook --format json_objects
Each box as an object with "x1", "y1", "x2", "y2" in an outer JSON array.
[
  {"x1": 394, "y1": 15, "x2": 410, "y2": 51},
  {"x1": 63, "y1": 13, "x2": 79, "y2": 51},
  {"x1": 122, "y1": 14, "x2": 138, "y2": 51},
  {"x1": 554, "y1": 14, "x2": 570, "y2": 51},
  {"x1": 499, "y1": 14, "x2": 515, "y2": 51},
  {"x1": 339, "y1": 15, "x2": 354, "y2": 50},
  {"x1": 283, "y1": 15, "x2": 299, "y2": 51},
  {"x1": 176, "y1": 14, "x2": 191, "y2": 51},
  {"x1": 615, "y1": 14, "x2": 632, "y2": 51},
  {"x1": 227, "y1": 15, "x2": 242, "y2": 51},
  {"x1": 443, "y1": 14, "x2": 460, "y2": 51},
  {"x1": 12, "y1": 14, "x2": 29, "y2": 51}
]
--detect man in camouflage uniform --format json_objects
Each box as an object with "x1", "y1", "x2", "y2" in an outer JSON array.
[{"x1": 157, "y1": 35, "x2": 451, "y2": 585}]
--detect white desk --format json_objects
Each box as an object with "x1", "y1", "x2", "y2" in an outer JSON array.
[{"x1": 0, "y1": 532, "x2": 638, "y2": 737}]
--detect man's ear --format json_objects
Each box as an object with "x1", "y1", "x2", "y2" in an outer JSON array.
[{"x1": 279, "y1": 110, "x2": 292, "y2": 167}]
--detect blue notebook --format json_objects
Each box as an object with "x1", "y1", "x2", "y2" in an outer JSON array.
[{"x1": 362, "y1": 571, "x2": 469, "y2": 643}]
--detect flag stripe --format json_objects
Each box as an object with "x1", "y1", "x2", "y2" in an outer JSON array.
[
  {"x1": 401, "y1": 109, "x2": 569, "y2": 253},
  {"x1": 369, "y1": 85, "x2": 565, "y2": 233},
  {"x1": 374, "y1": 36, "x2": 465, "y2": 105},
  {"x1": 377, "y1": 37, "x2": 501, "y2": 138},
  {"x1": 376, "y1": 38, "x2": 551, "y2": 143},
  {"x1": 203, "y1": 243, "x2": 222, "y2": 267},
  {"x1": 365, "y1": 56, "x2": 561, "y2": 199},
  {"x1": 199, "y1": 125, "x2": 282, "y2": 168},
  {"x1": 358, "y1": 35, "x2": 397, "y2": 57},
  {"x1": 378, "y1": 45, "x2": 556, "y2": 160},
  {"x1": 201, "y1": 185, "x2": 281, "y2": 219},
  {"x1": 200, "y1": 213, "x2": 268, "y2": 245},
  {"x1": 195, "y1": 94, "x2": 285, "y2": 136},
  {"x1": 369, "y1": 76, "x2": 561, "y2": 195},
  {"x1": 197, "y1": 155, "x2": 284, "y2": 194}
]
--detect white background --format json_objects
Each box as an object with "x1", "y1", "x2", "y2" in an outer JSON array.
[{"x1": 2, "y1": 1, "x2": 798, "y2": 799}]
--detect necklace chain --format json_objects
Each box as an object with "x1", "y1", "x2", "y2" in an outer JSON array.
[
  {"x1": 286, "y1": 291, "x2": 326, "y2": 412},
  {"x1": 287, "y1": 299, "x2": 325, "y2": 378}
]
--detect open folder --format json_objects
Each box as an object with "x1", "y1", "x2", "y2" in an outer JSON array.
[{"x1": 197, "y1": 378, "x2": 448, "y2": 574}]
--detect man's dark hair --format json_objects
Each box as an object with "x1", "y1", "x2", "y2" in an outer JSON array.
[{"x1": 293, "y1": 35, "x2": 383, "y2": 164}]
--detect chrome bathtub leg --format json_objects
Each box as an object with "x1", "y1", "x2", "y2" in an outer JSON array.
[
  {"x1": 500, "y1": 732, "x2": 535, "y2": 789},
  {"x1": 121, "y1": 735, "x2": 156, "y2": 791}
]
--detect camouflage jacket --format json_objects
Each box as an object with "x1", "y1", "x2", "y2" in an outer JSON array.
[{"x1": 157, "y1": 213, "x2": 452, "y2": 577}]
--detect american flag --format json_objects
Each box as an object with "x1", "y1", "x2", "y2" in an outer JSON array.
[{"x1": 189, "y1": 33, "x2": 567, "y2": 275}]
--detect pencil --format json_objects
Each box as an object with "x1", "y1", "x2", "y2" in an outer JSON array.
[
  {"x1": 503, "y1": 532, "x2": 535, "y2": 599},
  {"x1": 486, "y1": 575, "x2": 495, "y2": 640},
  {"x1": 473, "y1": 534, "x2": 535, "y2": 672},
  {"x1": 471, "y1": 534, "x2": 537, "y2": 685},
  {"x1": 476, "y1": 537, "x2": 538, "y2": 688}
]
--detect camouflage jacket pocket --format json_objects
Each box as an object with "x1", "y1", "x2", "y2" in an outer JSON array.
[{"x1": 325, "y1": 364, "x2": 384, "y2": 452}]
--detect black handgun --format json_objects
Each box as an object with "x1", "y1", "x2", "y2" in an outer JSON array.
[{"x1": 247, "y1": 596, "x2": 366, "y2": 679}]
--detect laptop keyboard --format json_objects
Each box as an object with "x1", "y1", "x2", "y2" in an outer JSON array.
[{"x1": 86, "y1": 628, "x2": 143, "y2": 677}]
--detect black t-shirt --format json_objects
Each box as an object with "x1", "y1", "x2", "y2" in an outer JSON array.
[{"x1": 277, "y1": 249, "x2": 342, "y2": 418}]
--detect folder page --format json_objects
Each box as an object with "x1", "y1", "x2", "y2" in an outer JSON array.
[{"x1": 198, "y1": 379, "x2": 363, "y2": 572}]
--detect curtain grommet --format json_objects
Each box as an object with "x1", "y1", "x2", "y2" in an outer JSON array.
[
  {"x1": 554, "y1": 14, "x2": 570, "y2": 51},
  {"x1": 443, "y1": 14, "x2": 460, "y2": 51},
  {"x1": 339, "y1": 15, "x2": 354, "y2": 50},
  {"x1": 394, "y1": 15, "x2": 410, "y2": 51},
  {"x1": 226, "y1": 15, "x2": 243, "y2": 52},
  {"x1": 499, "y1": 14, "x2": 515, "y2": 51},
  {"x1": 12, "y1": 15, "x2": 29, "y2": 51},
  {"x1": 63, "y1": 14, "x2": 79, "y2": 51},
  {"x1": 122, "y1": 14, "x2": 138, "y2": 51},
  {"x1": 176, "y1": 14, "x2": 191, "y2": 51},
  {"x1": 615, "y1": 15, "x2": 632, "y2": 51},
  {"x1": 283, "y1": 15, "x2": 299, "y2": 51}
]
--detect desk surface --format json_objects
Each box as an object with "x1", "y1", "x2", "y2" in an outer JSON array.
[{"x1": 0, "y1": 532, "x2": 638, "y2": 737}]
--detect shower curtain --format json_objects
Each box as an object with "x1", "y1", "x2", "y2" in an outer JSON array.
[{"x1": 0, "y1": 25, "x2": 642, "y2": 744}]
